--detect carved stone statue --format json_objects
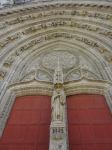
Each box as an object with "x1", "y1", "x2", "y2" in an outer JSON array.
[
  {"x1": 52, "y1": 85, "x2": 66, "y2": 123},
  {"x1": 49, "y1": 60, "x2": 67, "y2": 150},
  {"x1": 51, "y1": 59, "x2": 65, "y2": 123}
]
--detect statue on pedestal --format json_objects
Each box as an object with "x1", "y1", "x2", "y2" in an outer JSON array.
[
  {"x1": 49, "y1": 60, "x2": 67, "y2": 150},
  {"x1": 52, "y1": 84, "x2": 65, "y2": 123},
  {"x1": 51, "y1": 59, "x2": 66, "y2": 124}
]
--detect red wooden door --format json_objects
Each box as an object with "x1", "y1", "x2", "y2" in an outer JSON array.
[
  {"x1": 0, "y1": 95, "x2": 51, "y2": 150},
  {"x1": 67, "y1": 94, "x2": 112, "y2": 150}
]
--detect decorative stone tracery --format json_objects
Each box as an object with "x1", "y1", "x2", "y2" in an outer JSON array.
[
  {"x1": 65, "y1": 67, "x2": 101, "y2": 81},
  {"x1": 20, "y1": 69, "x2": 53, "y2": 82},
  {"x1": 39, "y1": 50, "x2": 81, "y2": 73}
]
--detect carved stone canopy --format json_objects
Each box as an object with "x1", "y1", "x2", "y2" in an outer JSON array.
[{"x1": 53, "y1": 59, "x2": 63, "y2": 85}]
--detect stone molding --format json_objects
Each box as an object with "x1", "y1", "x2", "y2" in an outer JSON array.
[
  {"x1": 0, "y1": 1, "x2": 112, "y2": 14},
  {"x1": 1, "y1": 11, "x2": 111, "y2": 31},
  {"x1": 7, "y1": 78, "x2": 53, "y2": 96}
]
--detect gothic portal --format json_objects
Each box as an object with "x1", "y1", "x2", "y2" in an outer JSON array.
[{"x1": 0, "y1": 0, "x2": 112, "y2": 150}]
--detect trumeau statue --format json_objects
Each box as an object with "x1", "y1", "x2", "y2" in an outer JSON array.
[
  {"x1": 52, "y1": 60, "x2": 65, "y2": 124},
  {"x1": 52, "y1": 84, "x2": 66, "y2": 123},
  {"x1": 49, "y1": 60, "x2": 67, "y2": 150}
]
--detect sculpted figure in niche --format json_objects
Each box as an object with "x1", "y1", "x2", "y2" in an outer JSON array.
[{"x1": 52, "y1": 84, "x2": 66, "y2": 123}]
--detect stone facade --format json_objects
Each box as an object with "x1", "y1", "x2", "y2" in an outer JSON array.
[{"x1": 0, "y1": 0, "x2": 112, "y2": 149}]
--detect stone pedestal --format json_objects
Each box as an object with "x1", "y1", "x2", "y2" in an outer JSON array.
[{"x1": 49, "y1": 123, "x2": 67, "y2": 150}]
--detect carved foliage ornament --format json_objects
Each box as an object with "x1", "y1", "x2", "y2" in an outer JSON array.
[
  {"x1": 4, "y1": 56, "x2": 14, "y2": 67},
  {"x1": 0, "y1": 69, "x2": 6, "y2": 78},
  {"x1": 0, "y1": 33, "x2": 20, "y2": 49}
]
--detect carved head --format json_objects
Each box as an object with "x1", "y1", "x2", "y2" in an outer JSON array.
[
  {"x1": 54, "y1": 83, "x2": 63, "y2": 94},
  {"x1": 56, "y1": 88, "x2": 61, "y2": 94}
]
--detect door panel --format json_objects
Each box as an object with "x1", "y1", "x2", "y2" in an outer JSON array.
[
  {"x1": 12, "y1": 144, "x2": 24, "y2": 150},
  {"x1": 15, "y1": 125, "x2": 27, "y2": 142},
  {"x1": 67, "y1": 94, "x2": 112, "y2": 150},
  {"x1": 26, "y1": 125, "x2": 38, "y2": 142},
  {"x1": 70, "y1": 125, "x2": 81, "y2": 142},
  {"x1": 1, "y1": 144, "x2": 12, "y2": 150},
  {"x1": 38, "y1": 125, "x2": 49, "y2": 142},
  {"x1": 3, "y1": 125, "x2": 17, "y2": 142},
  {"x1": 80, "y1": 125, "x2": 93, "y2": 141},
  {"x1": 0, "y1": 95, "x2": 51, "y2": 150},
  {"x1": 24, "y1": 144, "x2": 36, "y2": 150}
]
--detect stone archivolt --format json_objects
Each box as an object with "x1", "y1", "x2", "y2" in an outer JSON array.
[
  {"x1": 0, "y1": 33, "x2": 20, "y2": 49},
  {"x1": 1, "y1": 31, "x2": 110, "y2": 68},
  {"x1": 0, "y1": 2, "x2": 112, "y2": 18},
  {"x1": 26, "y1": 21, "x2": 112, "y2": 40}
]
